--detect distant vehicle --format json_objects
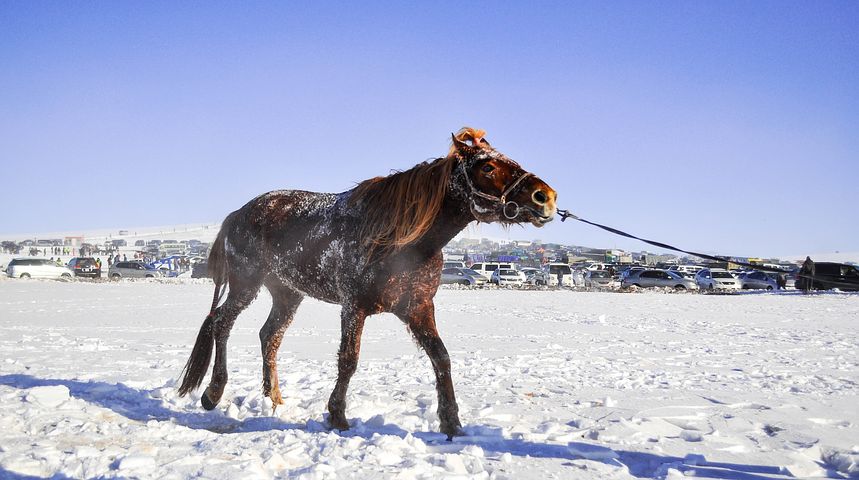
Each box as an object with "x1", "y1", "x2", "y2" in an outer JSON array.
[
  {"x1": 443, "y1": 261, "x2": 466, "y2": 269},
  {"x1": 739, "y1": 271, "x2": 777, "y2": 290},
  {"x1": 521, "y1": 267, "x2": 549, "y2": 286},
  {"x1": 779, "y1": 271, "x2": 798, "y2": 289},
  {"x1": 575, "y1": 262, "x2": 603, "y2": 271},
  {"x1": 158, "y1": 242, "x2": 187, "y2": 256},
  {"x1": 469, "y1": 262, "x2": 514, "y2": 280},
  {"x1": 795, "y1": 262, "x2": 859, "y2": 292},
  {"x1": 619, "y1": 266, "x2": 646, "y2": 281},
  {"x1": 623, "y1": 269, "x2": 698, "y2": 290},
  {"x1": 6, "y1": 258, "x2": 74, "y2": 280},
  {"x1": 67, "y1": 257, "x2": 101, "y2": 278},
  {"x1": 669, "y1": 270, "x2": 694, "y2": 279},
  {"x1": 695, "y1": 268, "x2": 741, "y2": 291},
  {"x1": 490, "y1": 269, "x2": 525, "y2": 286},
  {"x1": 134, "y1": 240, "x2": 146, "y2": 247},
  {"x1": 108, "y1": 261, "x2": 163, "y2": 279},
  {"x1": 440, "y1": 267, "x2": 486, "y2": 286},
  {"x1": 584, "y1": 270, "x2": 614, "y2": 288},
  {"x1": 543, "y1": 263, "x2": 573, "y2": 286},
  {"x1": 669, "y1": 265, "x2": 706, "y2": 276},
  {"x1": 146, "y1": 240, "x2": 162, "y2": 246},
  {"x1": 110, "y1": 239, "x2": 127, "y2": 247},
  {"x1": 191, "y1": 260, "x2": 210, "y2": 279}
]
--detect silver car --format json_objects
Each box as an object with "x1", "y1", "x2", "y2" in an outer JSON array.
[
  {"x1": 440, "y1": 267, "x2": 486, "y2": 286},
  {"x1": 108, "y1": 261, "x2": 163, "y2": 279},
  {"x1": 739, "y1": 271, "x2": 778, "y2": 290},
  {"x1": 622, "y1": 269, "x2": 698, "y2": 290},
  {"x1": 584, "y1": 270, "x2": 614, "y2": 288},
  {"x1": 6, "y1": 258, "x2": 74, "y2": 280}
]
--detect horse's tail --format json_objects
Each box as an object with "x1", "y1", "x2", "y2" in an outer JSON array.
[
  {"x1": 177, "y1": 222, "x2": 231, "y2": 397},
  {"x1": 207, "y1": 222, "x2": 231, "y2": 287}
]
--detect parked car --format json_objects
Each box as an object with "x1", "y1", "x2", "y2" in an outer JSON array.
[
  {"x1": 443, "y1": 261, "x2": 466, "y2": 269},
  {"x1": 695, "y1": 268, "x2": 741, "y2": 291},
  {"x1": 490, "y1": 269, "x2": 526, "y2": 286},
  {"x1": 108, "y1": 261, "x2": 163, "y2": 279},
  {"x1": 584, "y1": 270, "x2": 614, "y2": 288},
  {"x1": 623, "y1": 269, "x2": 698, "y2": 290},
  {"x1": 469, "y1": 262, "x2": 514, "y2": 280},
  {"x1": 739, "y1": 271, "x2": 777, "y2": 290},
  {"x1": 669, "y1": 265, "x2": 706, "y2": 277},
  {"x1": 441, "y1": 267, "x2": 486, "y2": 286},
  {"x1": 619, "y1": 266, "x2": 646, "y2": 282},
  {"x1": 191, "y1": 260, "x2": 210, "y2": 279},
  {"x1": 543, "y1": 263, "x2": 573, "y2": 286},
  {"x1": 521, "y1": 267, "x2": 549, "y2": 286},
  {"x1": 6, "y1": 258, "x2": 74, "y2": 280},
  {"x1": 67, "y1": 257, "x2": 101, "y2": 278},
  {"x1": 795, "y1": 262, "x2": 859, "y2": 292}
]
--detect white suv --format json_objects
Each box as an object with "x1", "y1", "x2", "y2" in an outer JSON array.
[
  {"x1": 469, "y1": 262, "x2": 515, "y2": 280},
  {"x1": 6, "y1": 258, "x2": 74, "y2": 280},
  {"x1": 695, "y1": 268, "x2": 741, "y2": 291}
]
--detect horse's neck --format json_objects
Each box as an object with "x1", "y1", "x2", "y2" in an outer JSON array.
[{"x1": 412, "y1": 195, "x2": 473, "y2": 254}]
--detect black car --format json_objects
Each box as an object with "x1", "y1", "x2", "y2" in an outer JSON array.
[
  {"x1": 191, "y1": 261, "x2": 210, "y2": 279},
  {"x1": 67, "y1": 257, "x2": 101, "y2": 278},
  {"x1": 795, "y1": 262, "x2": 859, "y2": 292}
]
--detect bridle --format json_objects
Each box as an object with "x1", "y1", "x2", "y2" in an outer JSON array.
[{"x1": 459, "y1": 160, "x2": 545, "y2": 220}]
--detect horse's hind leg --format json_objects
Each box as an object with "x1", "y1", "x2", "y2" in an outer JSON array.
[
  {"x1": 260, "y1": 282, "x2": 303, "y2": 406},
  {"x1": 327, "y1": 304, "x2": 367, "y2": 431},
  {"x1": 201, "y1": 278, "x2": 261, "y2": 410},
  {"x1": 396, "y1": 301, "x2": 464, "y2": 440}
]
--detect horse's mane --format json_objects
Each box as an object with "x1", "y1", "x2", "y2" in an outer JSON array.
[{"x1": 351, "y1": 127, "x2": 490, "y2": 261}]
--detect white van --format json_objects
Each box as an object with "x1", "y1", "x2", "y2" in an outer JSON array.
[
  {"x1": 469, "y1": 262, "x2": 515, "y2": 280},
  {"x1": 542, "y1": 263, "x2": 573, "y2": 286},
  {"x1": 6, "y1": 258, "x2": 74, "y2": 280}
]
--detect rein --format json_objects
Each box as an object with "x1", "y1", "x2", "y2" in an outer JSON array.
[{"x1": 556, "y1": 208, "x2": 790, "y2": 274}]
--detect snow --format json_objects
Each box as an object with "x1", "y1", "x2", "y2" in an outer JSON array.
[{"x1": 1, "y1": 279, "x2": 857, "y2": 479}]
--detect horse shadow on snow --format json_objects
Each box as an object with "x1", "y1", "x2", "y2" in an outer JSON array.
[
  {"x1": 0, "y1": 373, "x2": 804, "y2": 479},
  {"x1": 0, "y1": 373, "x2": 302, "y2": 433}
]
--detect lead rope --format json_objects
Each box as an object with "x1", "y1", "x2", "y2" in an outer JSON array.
[{"x1": 556, "y1": 208, "x2": 791, "y2": 274}]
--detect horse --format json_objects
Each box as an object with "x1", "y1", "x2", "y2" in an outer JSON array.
[{"x1": 177, "y1": 127, "x2": 557, "y2": 439}]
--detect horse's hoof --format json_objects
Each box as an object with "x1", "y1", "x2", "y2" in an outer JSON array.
[
  {"x1": 328, "y1": 415, "x2": 350, "y2": 432},
  {"x1": 201, "y1": 392, "x2": 218, "y2": 410},
  {"x1": 443, "y1": 426, "x2": 466, "y2": 441}
]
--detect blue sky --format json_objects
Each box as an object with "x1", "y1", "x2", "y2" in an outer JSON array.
[{"x1": 1, "y1": 2, "x2": 857, "y2": 258}]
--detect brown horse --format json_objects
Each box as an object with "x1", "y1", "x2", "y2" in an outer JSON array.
[{"x1": 178, "y1": 127, "x2": 557, "y2": 438}]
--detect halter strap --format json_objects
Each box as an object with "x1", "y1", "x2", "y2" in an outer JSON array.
[{"x1": 461, "y1": 161, "x2": 534, "y2": 206}]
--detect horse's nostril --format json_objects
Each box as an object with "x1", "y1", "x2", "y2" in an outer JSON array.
[{"x1": 533, "y1": 190, "x2": 548, "y2": 205}]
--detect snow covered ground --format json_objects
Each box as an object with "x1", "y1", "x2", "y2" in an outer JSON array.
[{"x1": 0, "y1": 279, "x2": 857, "y2": 479}]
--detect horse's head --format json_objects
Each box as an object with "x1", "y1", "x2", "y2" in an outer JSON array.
[{"x1": 450, "y1": 127, "x2": 557, "y2": 227}]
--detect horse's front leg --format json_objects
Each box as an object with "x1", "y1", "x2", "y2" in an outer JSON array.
[
  {"x1": 327, "y1": 304, "x2": 367, "y2": 431},
  {"x1": 397, "y1": 301, "x2": 464, "y2": 440}
]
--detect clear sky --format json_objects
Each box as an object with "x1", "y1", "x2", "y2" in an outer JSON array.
[{"x1": 1, "y1": 2, "x2": 857, "y2": 258}]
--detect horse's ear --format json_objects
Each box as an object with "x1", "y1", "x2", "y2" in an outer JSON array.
[
  {"x1": 451, "y1": 133, "x2": 468, "y2": 151},
  {"x1": 450, "y1": 133, "x2": 471, "y2": 157}
]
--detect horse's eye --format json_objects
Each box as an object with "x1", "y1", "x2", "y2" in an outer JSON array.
[{"x1": 481, "y1": 164, "x2": 495, "y2": 173}]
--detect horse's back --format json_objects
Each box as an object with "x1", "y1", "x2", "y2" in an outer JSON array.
[{"x1": 217, "y1": 189, "x2": 352, "y2": 298}]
